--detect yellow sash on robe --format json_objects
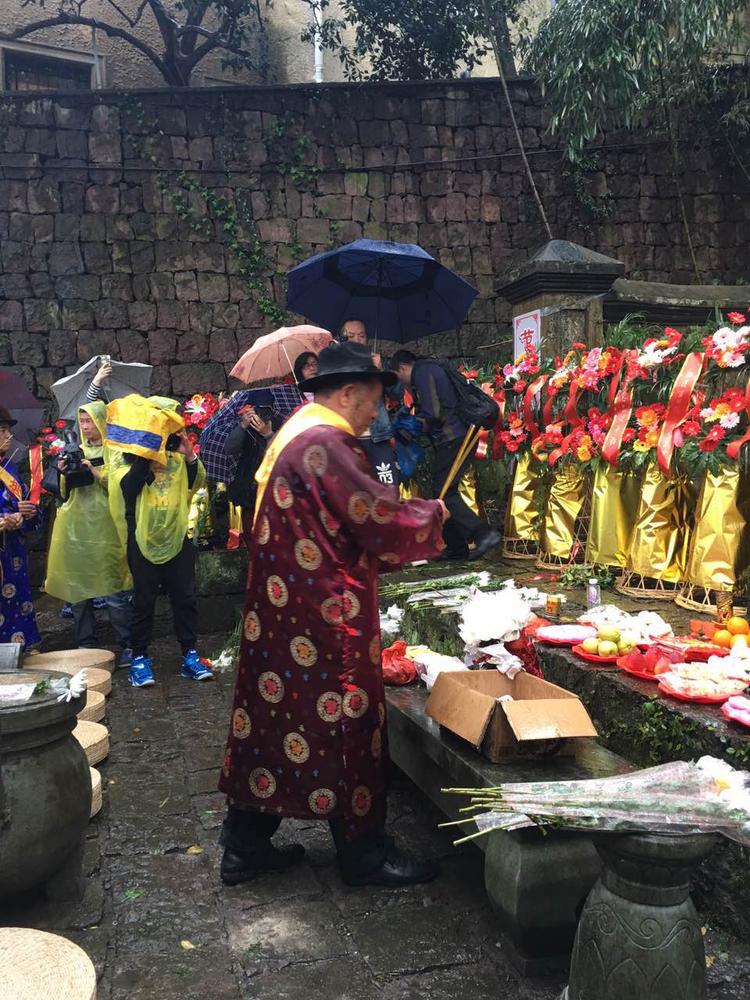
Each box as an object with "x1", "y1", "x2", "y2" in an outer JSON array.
[
  {"x1": 0, "y1": 462, "x2": 23, "y2": 502},
  {"x1": 254, "y1": 403, "x2": 354, "y2": 525}
]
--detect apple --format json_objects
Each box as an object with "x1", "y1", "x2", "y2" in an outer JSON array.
[
  {"x1": 618, "y1": 639, "x2": 636, "y2": 654},
  {"x1": 598, "y1": 640, "x2": 619, "y2": 657},
  {"x1": 582, "y1": 637, "x2": 600, "y2": 654},
  {"x1": 598, "y1": 626, "x2": 621, "y2": 644}
]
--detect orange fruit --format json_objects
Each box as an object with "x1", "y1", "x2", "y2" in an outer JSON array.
[
  {"x1": 726, "y1": 616, "x2": 750, "y2": 636},
  {"x1": 713, "y1": 629, "x2": 733, "y2": 648},
  {"x1": 730, "y1": 633, "x2": 748, "y2": 649}
]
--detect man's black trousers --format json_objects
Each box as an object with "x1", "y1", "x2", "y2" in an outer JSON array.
[{"x1": 127, "y1": 535, "x2": 197, "y2": 656}]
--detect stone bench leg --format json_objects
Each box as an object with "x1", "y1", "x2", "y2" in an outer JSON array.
[
  {"x1": 562, "y1": 832, "x2": 718, "y2": 999},
  {"x1": 484, "y1": 827, "x2": 602, "y2": 976}
]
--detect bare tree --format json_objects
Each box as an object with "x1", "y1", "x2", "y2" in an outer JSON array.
[{"x1": 2, "y1": 0, "x2": 267, "y2": 86}]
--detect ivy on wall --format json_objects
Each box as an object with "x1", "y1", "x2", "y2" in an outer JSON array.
[{"x1": 120, "y1": 96, "x2": 342, "y2": 328}]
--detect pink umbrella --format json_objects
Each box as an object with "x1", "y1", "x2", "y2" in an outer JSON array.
[{"x1": 230, "y1": 325, "x2": 333, "y2": 384}]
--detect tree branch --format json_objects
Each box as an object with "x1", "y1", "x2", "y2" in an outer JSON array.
[
  {"x1": 0, "y1": 14, "x2": 173, "y2": 83},
  {"x1": 100, "y1": 0, "x2": 150, "y2": 30}
]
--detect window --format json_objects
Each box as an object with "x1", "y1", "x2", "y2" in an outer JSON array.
[
  {"x1": 4, "y1": 49, "x2": 93, "y2": 92},
  {"x1": 0, "y1": 42, "x2": 104, "y2": 93}
]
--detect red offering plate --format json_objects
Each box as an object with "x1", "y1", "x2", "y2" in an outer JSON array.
[
  {"x1": 535, "y1": 625, "x2": 597, "y2": 647},
  {"x1": 722, "y1": 699, "x2": 750, "y2": 728},
  {"x1": 572, "y1": 644, "x2": 620, "y2": 665},
  {"x1": 657, "y1": 638, "x2": 729, "y2": 662},
  {"x1": 616, "y1": 658, "x2": 661, "y2": 682},
  {"x1": 657, "y1": 680, "x2": 744, "y2": 705}
]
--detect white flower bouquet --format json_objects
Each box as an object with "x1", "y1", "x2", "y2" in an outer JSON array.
[{"x1": 445, "y1": 757, "x2": 750, "y2": 847}]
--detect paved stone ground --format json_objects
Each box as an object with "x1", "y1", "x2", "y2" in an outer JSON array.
[{"x1": 4, "y1": 624, "x2": 750, "y2": 998}]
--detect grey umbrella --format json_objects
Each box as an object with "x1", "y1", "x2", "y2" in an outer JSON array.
[{"x1": 51, "y1": 356, "x2": 153, "y2": 420}]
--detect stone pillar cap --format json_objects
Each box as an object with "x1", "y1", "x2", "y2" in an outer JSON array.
[{"x1": 497, "y1": 240, "x2": 625, "y2": 304}]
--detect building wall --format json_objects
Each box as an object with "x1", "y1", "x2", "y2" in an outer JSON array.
[
  {"x1": 0, "y1": 1, "x2": 554, "y2": 89},
  {"x1": 0, "y1": 79, "x2": 747, "y2": 407}
]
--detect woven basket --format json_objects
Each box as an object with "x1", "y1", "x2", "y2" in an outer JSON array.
[
  {"x1": 674, "y1": 582, "x2": 748, "y2": 616},
  {"x1": 73, "y1": 721, "x2": 110, "y2": 766},
  {"x1": 0, "y1": 928, "x2": 96, "y2": 1000},
  {"x1": 501, "y1": 536, "x2": 539, "y2": 560},
  {"x1": 77, "y1": 690, "x2": 106, "y2": 724},
  {"x1": 90, "y1": 768, "x2": 102, "y2": 819},
  {"x1": 615, "y1": 571, "x2": 681, "y2": 602},
  {"x1": 27, "y1": 648, "x2": 114, "y2": 673}
]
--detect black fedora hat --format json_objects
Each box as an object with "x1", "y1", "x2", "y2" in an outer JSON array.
[
  {"x1": 0, "y1": 404, "x2": 17, "y2": 427},
  {"x1": 299, "y1": 341, "x2": 397, "y2": 392}
]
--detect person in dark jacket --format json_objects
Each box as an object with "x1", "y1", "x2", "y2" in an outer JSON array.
[
  {"x1": 225, "y1": 404, "x2": 282, "y2": 546},
  {"x1": 339, "y1": 319, "x2": 397, "y2": 489},
  {"x1": 392, "y1": 350, "x2": 500, "y2": 562}
]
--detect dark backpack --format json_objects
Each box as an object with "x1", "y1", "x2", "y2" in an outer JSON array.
[{"x1": 433, "y1": 360, "x2": 500, "y2": 430}]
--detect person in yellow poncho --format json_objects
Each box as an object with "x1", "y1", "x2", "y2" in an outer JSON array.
[
  {"x1": 108, "y1": 399, "x2": 211, "y2": 688},
  {"x1": 45, "y1": 401, "x2": 133, "y2": 666}
]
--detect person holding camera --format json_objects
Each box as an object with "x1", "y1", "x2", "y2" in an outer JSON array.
[
  {"x1": 45, "y1": 402, "x2": 133, "y2": 665},
  {"x1": 225, "y1": 403, "x2": 281, "y2": 547},
  {"x1": 110, "y1": 423, "x2": 211, "y2": 688},
  {"x1": 0, "y1": 405, "x2": 41, "y2": 649}
]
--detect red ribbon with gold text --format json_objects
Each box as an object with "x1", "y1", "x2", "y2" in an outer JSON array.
[
  {"x1": 522, "y1": 375, "x2": 548, "y2": 439},
  {"x1": 548, "y1": 379, "x2": 584, "y2": 466},
  {"x1": 28, "y1": 445, "x2": 43, "y2": 505},
  {"x1": 656, "y1": 351, "x2": 705, "y2": 474},
  {"x1": 726, "y1": 374, "x2": 750, "y2": 461},
  {"x1": 601, "y1": 349, "x2": 638, "y2": 465}
]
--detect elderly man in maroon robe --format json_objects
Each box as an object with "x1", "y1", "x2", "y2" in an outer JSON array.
[{"x1": 219, "y1": 341, "x2": 448, "y2": 888}]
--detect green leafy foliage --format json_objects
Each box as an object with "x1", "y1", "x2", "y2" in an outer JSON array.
[
  {"x1": 301, "y1": 0, "x2": 529, "y2": 81},
  {"x1": 529, "y1": 0, "x2": 747, "y2": 161}
]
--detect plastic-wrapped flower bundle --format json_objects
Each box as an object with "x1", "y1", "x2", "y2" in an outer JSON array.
[
  {"x1": 445, "y1": 757, "x2": 750, "y2": 847},
  {"x1": 457, "y1": 588, "x2": 532, "y2": 646}
]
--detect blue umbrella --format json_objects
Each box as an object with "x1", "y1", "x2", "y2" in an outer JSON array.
[
  {"x1": 286, "y1": 239, "x2": 478, "y2": 344},
  {"x1": 198, "y1": 385, "x2": 302, "y2": 484}
]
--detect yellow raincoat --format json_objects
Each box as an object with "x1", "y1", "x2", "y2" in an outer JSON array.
[
  {"x1": 45, "y1": 401, "x2": 132, "y2": 603},
  {"x1": 110, "y1": 453, "x2": 206, "y2": 565}
]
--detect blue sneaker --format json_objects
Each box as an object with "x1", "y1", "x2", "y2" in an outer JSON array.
[
  {"x1": 181, "y1": 649, "x2": 213, "y2": 682},
  {"x1": 60, "y1": 604, "x2": 74, "y2": 620},
  {"x1": 93, "y1": 596, "x2": 107, "y2": 610},
  {"x1": 129, "y1": 655, "x2": 155, "y2": 688},
  {"x1": 118, "y1": 647, "x2": 133, "y2": 670}
]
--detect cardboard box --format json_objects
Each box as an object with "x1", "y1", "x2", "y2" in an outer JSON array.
[{"x1": 425, "y1": 670, "x2": 598, "y2": 762}]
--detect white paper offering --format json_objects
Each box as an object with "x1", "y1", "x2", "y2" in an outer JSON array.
[{"x1": 0, "y1": 683, "x2": 36, "y2": 706}]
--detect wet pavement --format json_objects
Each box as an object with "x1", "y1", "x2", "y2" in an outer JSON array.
[{"x1": 4, "y1": 628, "x2": 750, "y2": 998}]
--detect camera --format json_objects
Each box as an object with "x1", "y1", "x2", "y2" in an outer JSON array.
[
  {"x1": 61, "y1": 430, "x2": 95, "y2": 490},
  {"x1": 165, "y1": 432, "x2": 182, "y2": 452}
]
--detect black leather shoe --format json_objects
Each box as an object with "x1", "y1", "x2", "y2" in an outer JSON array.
[
  {"x1": 342, "y1": 847, "x2": 440, "y2": 888},
  {"x1": 220, "y1": 842, "x2": 305, "y2": 886},
  {"x1": 468, "y1": 527, "x2": 501, "y2": 561}
]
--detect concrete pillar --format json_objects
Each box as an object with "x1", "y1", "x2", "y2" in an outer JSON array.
[{"x1": 497, "y1": 240, "x2": 625, "y2": 359}]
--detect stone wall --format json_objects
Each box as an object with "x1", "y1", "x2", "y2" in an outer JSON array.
[{"x1": 0, "y1": 79, "x2": 747, "y2": 408}]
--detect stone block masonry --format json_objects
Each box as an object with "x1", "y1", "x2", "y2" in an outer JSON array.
[{"x1": 0, "y1": 79, "x2": 747, "y2": 405}]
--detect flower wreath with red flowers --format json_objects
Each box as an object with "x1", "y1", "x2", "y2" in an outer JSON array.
[
  {"x1": 677, "y1": 387, "x2": 749, "y2": 473},
  {"x1": 182, "y1": 392, "x2": 220, "y2": 430},
  {"x1": 702, "y1": 313, "x2": 750, "y2": 370}
]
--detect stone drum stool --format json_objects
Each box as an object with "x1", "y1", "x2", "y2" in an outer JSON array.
[
  {"x1": 0, "y1": 927, "x2": 96, "y2": 999},
  {"x1": 563, "y1": 832, "x2": 719, "y2": 1000}
]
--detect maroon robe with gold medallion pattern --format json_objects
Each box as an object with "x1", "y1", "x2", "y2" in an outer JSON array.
[{"x1": 219, "y1": 418, "x2": 444, "y2": 839}]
